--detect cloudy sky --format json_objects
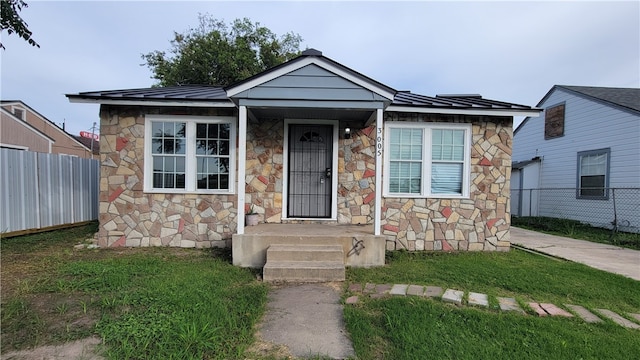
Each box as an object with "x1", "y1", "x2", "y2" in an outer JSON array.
[{"x1": 1, "y1": 1, "x2": 638, "y2": 136}]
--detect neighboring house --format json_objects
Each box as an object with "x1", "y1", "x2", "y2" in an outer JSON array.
[
  {"x1": 0, "y1": 100, "x2": 95, "y2": 158},
  {"x1": 67, "y1": 49, "x2": 540, "y2": 266},
  {"x1": 512, "y1": 85, "x2": 640, "y2": 232}
]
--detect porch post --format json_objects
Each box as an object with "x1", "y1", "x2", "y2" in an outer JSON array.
[
  {"x1": 237, "y1": 105, "x2": 247, "y2": 234},
  {"x1": 374, "y1": 108, "x2": 383, "y2": 236}
]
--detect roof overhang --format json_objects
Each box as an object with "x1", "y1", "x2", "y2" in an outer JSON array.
[{"x1": 386, "y1": 105, "x2": 543, "y2": 118}]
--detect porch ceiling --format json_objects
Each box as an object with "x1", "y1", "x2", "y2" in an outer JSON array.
[{"x1": 248, "y1": 107, "x2": 375, "y2": 122}]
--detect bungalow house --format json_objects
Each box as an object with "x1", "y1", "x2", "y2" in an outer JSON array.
[
  {"x1": 512, "y1": 85, "x2": 640, "y2": 233},
  {"x1": 67, "y1": 49, "x2": 540, "y2": 274}
]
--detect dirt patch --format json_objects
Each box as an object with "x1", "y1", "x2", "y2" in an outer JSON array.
[{"x1": 0, "y1": 337, "x2": 104, "y2": 360}]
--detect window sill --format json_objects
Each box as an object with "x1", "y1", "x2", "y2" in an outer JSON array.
[
  {"x1": 383, "y1": 193, "x2": 469, "y2": 199},
  {"x1": 143, "y1": 188, "x2": 235, "y2": 195}
]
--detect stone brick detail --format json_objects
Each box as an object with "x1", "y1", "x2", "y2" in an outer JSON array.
[
  {"x1": 97, "y1": 105, "x2": 237, "y2": 248},
  {"x1": 381, "y1": 113, "x2": 513, "y2": 252},
  {"x1": 245, "y1": 118, "x2": 284, "y2": 223},
  {"x1": 338, "y1": 125, "x2": 377, "y2": 225}
]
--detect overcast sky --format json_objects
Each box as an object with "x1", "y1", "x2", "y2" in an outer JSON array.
[{"x1": 1, "y1": 1, "x2": 638, "y2": 136}]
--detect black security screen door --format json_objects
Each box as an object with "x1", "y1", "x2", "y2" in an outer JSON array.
[{"x1": 288, "y1": 124, "x2": 333, "y2": 218}]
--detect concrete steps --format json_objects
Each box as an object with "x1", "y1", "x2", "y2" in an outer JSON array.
[{"x1": 263, "y1": 244, "x2": 345, "y2": 282}]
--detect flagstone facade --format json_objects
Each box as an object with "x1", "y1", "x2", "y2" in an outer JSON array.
[{"x1": 70, "y1": 49, "x2": 539, "y2": 261}]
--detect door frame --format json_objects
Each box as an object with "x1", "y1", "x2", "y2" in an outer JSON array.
[{"x1": 282, "y1": 119, "x2": 339, "y2": 221}]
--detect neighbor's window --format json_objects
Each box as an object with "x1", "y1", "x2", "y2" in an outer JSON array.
[
  {"x1": 576, "y1": 148, "x2": 610, "y2": 199},
  {"x1": 145, "y1": 115, "x2": 235, "y2": 193},
  {"x1": 384, "y1": 123, "x2": 471, "y2": 198}
]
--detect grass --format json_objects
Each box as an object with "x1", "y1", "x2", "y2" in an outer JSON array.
[
  {"x1": 345, "y1": 251, "x2": 640, "y2": 359},
  {"x1": 4, "y1": 223, "x2": 640, "y2": 359},
  {"x1": 1, "y1": 222, "x2": 268, "y2": 359},
  {"x1": 513, "y1": 216, "x2": 640, "y2": 250}
]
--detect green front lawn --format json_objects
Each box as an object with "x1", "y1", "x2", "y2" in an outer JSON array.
[
  {"x1": 1, "y1": 223, "x2": 268, "y2": 359},
  {"x1": 345, "y1": 251, "x2": 640, "y2": 359},
  {"x1": 4, "y1": 224, "x2": 639, "y2": 359}
]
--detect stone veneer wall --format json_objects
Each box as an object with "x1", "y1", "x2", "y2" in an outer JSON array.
[
  {"x1": 245, "y1": 119, "x2": 377, "y2": 226},
  {"x1": 337, "y1": 126, "x2": 377, "y2": 225},
  {"x1": 98, "y1": 105, "x2": 238, "y2": 248},
  {"x1": 245, "y1": 118, "x2": 284, "y2": 222},
  {"x1": 382, "y1": 113, "x2": 513, "y2": 252}
]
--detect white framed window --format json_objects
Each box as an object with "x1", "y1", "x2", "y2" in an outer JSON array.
[
  {"x1": 144, "y1": 115, "x2": 236, "y2": 194},
  {"x1": 384, "y1": 122, "x2": 471, "y2": 198},
  {"x1": 576, "y1": 148, "x2": 610, "y2": 199}
]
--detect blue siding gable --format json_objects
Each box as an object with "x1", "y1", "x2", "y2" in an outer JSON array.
[{"x1": 233, "y1": 64, "x2": 388, "y2": 102}]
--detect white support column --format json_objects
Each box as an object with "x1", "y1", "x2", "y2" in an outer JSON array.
[
  {"x1": 374, "y1": 108, "x2": 383, "y2": 236},
  {"x1": 237, "y1": 105, "x2": 247, "y2": 234}
]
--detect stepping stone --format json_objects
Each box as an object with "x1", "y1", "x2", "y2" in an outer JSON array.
[
  {"x1": 539, "y1": 303, "x2": 573, "y2": 317},
  {"x1": 442, "y1": 289, "x2": 464, "y2": 305},
  {"x1": 364, "y1": 283, "x2": 376, "y2": 294},
  {"x1": 375, "y1": 284, "x2": 392, "y2": 294},
  {"x1": 596, "y1": 309, "x2": 640, "y2": 329},
  {"x1": 498, "y1": 297, "x2": 524, "y2": 313},
  {"x1": 528, "y1": 302, "x2": 548, "y2": 316},
  {"x1": 565, "y1": 304, "x2": 602, "y2": 323},
  {"x1": 425, "y1": 286, "x2": 444, "y2": 298},
  {"x1": 407, "y1": 285, "x2": 425, "y2": 296},
  {"x1": 629, "y1": 313, "x2": 640, "y2": 323},
  {"x1": 345, "y1": 296, "x2": 359, "y2": 304},
  {"x1": 348, "y1": 283, "x2": 362, "y2": 293},
  {"x1": 468, "y1": 292, "x2": 489, "y2": 307},
  {"x1": 390, "y1": 284, "x2": 408, "y2": 296}
]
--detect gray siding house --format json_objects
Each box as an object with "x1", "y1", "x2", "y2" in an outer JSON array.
[
  {"x1": 68, "y1": 49, "x2": 540, "y2": 270},
  {"x1": 512, "y1": 85, "x2": 640, "y2": 232}
]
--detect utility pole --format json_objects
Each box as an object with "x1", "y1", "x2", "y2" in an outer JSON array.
[{"x1": 90, "y1": 122, "x2": 97, "y2": 157}]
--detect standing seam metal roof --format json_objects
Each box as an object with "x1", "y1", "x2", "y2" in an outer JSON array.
[
  {"x1": 392, "y1": 91, "x2": 535, "y2": 111},
  {"x1": 68, "y1": 85, "x2": 536, "y2": 112},
  {"x1": 70, "y1": 85, "x2": 230, "y2": 102}
]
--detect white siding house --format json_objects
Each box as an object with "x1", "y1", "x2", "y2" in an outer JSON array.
[{"x1": 512, "y1": 85, "x2": 640, "y2": 232}]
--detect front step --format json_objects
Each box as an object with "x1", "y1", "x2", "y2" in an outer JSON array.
[{"x1": 263, "y1": 244, "x2": 345, "y2": 282}]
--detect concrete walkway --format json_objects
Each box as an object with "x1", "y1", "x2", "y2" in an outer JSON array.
[
  {"x1": 510, "y1": 227, "x2": 640, "y2": 281},
  {"x1": 258, "y1": 283, "x2": 355, "y2": 359}
]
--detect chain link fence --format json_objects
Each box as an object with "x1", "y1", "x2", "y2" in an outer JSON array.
[{"x1": 512, "y1": 188, "x2": 640, "y2": 234}]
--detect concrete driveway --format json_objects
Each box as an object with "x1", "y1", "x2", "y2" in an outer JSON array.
[{"x1": 510, "y1": 227, "x2": 640, "y2": 281}]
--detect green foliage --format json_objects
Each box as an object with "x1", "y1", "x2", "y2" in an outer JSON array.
[
  {"x1": 0, "y1": 0, "x2": 39, "y2": 49},
  {"x1": 142, "y1": 15, "x2": 303, "y2": 86},
  {"x1": 513, "y1": 216, "x2": 640, "y2": 249}
]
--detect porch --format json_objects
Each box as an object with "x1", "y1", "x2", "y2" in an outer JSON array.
[{"x1": 231, "y1": 223, "x2": 386, "y2": 269}]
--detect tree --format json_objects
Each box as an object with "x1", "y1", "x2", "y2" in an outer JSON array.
[
  {"x1": 1, "y1": 0, "x2": 39, "y2": 50},
  {"x1": 142, "y1": 15, "x2": 303, "y2": 87}
]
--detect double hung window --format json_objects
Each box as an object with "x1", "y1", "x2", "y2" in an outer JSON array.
[
  {"x1": 384, "y1": 123, "x2": 471, "y2": 198},
  {"x1": 576, "y1": 148, "x2": 610, "y2": 199}
]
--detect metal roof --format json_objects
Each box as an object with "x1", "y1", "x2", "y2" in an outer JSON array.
[
  {"x1": 392, "y1": 91, "x2": 536, "y2": 111},
  {"x1": 68, "y1": 86, "x2": 538, "y2": 114},
  {"x1": 67, "y1": 85, "x2": 231, "y2": 104}
]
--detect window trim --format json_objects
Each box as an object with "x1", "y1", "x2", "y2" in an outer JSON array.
[
  {"x1": 576, "y1": 148, "x2": 610, "y2": 200},
  {"x1": 383, "y1": 122, "x2": 471, "y2": 199},
  {"x1": 144, "y1": 115, "x2": 236, "y2": 194}
]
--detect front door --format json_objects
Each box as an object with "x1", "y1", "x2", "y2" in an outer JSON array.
[{"x1": 287, "y1": 124, "x2": 333, "y2": 218}]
